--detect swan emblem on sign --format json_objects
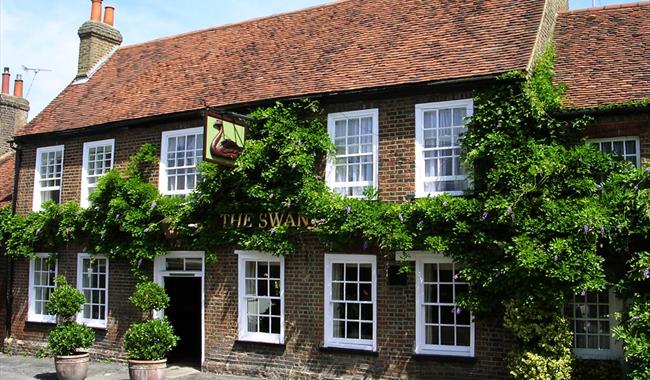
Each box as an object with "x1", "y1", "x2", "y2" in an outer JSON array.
[{"x1": 210, "y1": 118, "x2": 243, "y2": 160}]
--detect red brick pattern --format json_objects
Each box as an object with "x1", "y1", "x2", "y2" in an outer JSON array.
[
  {"x1": 18, "y1": 0, "x2": 550, "y2": 137},
  {"x1": 0, "y1": 153, "x2": 15, "y2": 208},
  {"x1": 554, "y1": 2, "x2": 650, "y2": 108},
  {"x1": 7, "y1": 89, "x2": 519, "y2": 379}
]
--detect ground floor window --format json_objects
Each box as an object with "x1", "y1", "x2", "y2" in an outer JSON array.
[
  {"x1": 324, "y1": 254, "x2": 377, "y2": 351},
  {"x1": 565, "y1": 290, "x2": 623, "y2": 359},
  {"x1": 415, "y1": 254, "x2": 474, "y2": 357},
  {"x1": 28, "y1": 253, "x2": 57, "y2": 323},
  {"x1": 237, "y1": 251, "x2": 284, "y2": 344},
  {"x1": 76, "y1": 253, "x2": 109, "y2": 328}
]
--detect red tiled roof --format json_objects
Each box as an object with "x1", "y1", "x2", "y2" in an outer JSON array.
[
  {"x1": 19, "y1": 0, "x2": 549, "y2": 137},
  {"x1": 0, "y1": 153, "x2": 15, "y2": 208},
  {"x1": 554, "y1": 2, "x2": 650, "y2": 109}
]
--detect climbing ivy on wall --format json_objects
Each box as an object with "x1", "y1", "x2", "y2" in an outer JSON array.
[{"x1": 1, "y1": 47, "x2": 649, "y2": 379}]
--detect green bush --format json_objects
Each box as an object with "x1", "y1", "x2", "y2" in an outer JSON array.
[
  {"x1": 46, "y1": 275, "x2": 86, "y2": 320},
  {"x1": 129, "y1": 281, "x2": 170, "y2": 313},
  {"x1": 508, "y1": 350, "x2": 572, "y2": 380},
  {"x1": 123, "y1": 317, "x2": 178, "y2": 361},
  {"x1": 48, "y1": 322, "x2": 95, "y2": 356}
]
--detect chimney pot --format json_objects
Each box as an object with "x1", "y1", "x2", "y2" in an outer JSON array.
[
  {"x1": 103, "y1": 6, "x2": 115, "y2": 26},
  {"x1": 13, "y1": 74, "x2": 24, "y2": 98},
  {"x1": 1, "y1": 67, "x2": 10, "y2": 95},
  {"x1": 91, "y1": 0, "x2": 103, "y2": 22}
]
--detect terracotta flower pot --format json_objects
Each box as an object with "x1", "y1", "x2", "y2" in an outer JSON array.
[
  {"x1": 54, "y1": 352, "x2": 90, "y2": 380},
  {"x1": 128, "y1": 358, "x2": 167, "y2": 380}
]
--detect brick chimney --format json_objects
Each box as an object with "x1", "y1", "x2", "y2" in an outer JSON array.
[
  {"x1": 76, "y1": 0, "x2": 123, "y2": 80},
  {"x1": 0, "y1": 68, "x2": 29, "y2": 156}
]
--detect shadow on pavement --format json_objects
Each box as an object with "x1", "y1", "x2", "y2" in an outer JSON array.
[{"x1": 34, "y1": 373, "x2": 57, "y2": 380}]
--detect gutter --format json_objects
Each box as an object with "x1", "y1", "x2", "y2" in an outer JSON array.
[
  {"x1": 554, "y1": 104, "x2": 650, "y2": 118},
  {"x1": 5, "y1": 140, "x2": 21, "y2": 341}
]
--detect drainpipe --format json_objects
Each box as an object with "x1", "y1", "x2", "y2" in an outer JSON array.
[{"x1": 5, "y1": 140, "x2": 22, "y2": 339}]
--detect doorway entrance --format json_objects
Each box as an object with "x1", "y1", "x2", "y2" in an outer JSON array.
[
  {"x1": 165, "y1": 276, "x2": 201, "y2": 366},
  {"x1": 154, "y1": 252, "x2": 204, "y2": 367}
]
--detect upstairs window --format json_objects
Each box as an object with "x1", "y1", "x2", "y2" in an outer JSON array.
[
  {"x1": 326, "y1": 109, "x2": 378, "y2": 197},
  {"x1": 77, "y1": 254, "x2": 109, "y2": 329},
  {"x1": 33, "y1": 145, "x2": 64, "y2": 211},
  {"x1": 589, "y1": 137, "x2": 640, "y2": 167},
  {"x1": 28, "y1": 253, "x2": 57, "y2": 323},
  {"x1": 415, "y1": 100, "x2": 473, "y2": 197},
  {"x1": 159, "y1": 127, "x2": 204, "y2": 196},
  {"x1": 81, "y1": 139, "x2": 115, "y2": 207}
]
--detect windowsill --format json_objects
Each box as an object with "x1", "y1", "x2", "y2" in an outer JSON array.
[
  {"x1": 416, "y1": 191, "x2": 465, "y2": 198},
  {"x1": 573, "y1": 349, "x2": 623, "y2": 361},
  {"x1": 78, "y1": 321, "x2": 108, "y2": 330},
  {"x1": 26, "y1": 318, "x2": 56, "y2": 325},
  {"x1": 319, "y1": 343, "x2": 378, "y2": 356},
  {"x1": 412, "y1": 353, "x2": 477, "y2": 363},
  {"x1": 234, "y1": 340, "x2": 286, "y2": 348}
]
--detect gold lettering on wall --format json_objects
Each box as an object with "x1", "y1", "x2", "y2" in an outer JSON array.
[{"x1": 219, "y1": 211, "x2": 312, "y2": 229}]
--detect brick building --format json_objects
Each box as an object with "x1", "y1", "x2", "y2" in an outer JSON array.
[
  {"x1": 1, "y1": 66, "x2": 30, "y2": 343},
  {"x1": 1, "y1": 0, "x2": 649, "y2": 379}
]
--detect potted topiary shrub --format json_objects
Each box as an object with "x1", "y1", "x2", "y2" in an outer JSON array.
[
  {"x1": 46, "y1": 275, "x2": 96, "y2": 380},
  {"x1": 124, "y1": 281, "x2": 179, "y2": 380}
]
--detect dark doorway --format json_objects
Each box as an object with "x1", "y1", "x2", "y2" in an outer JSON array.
[{"x1": 164, "y1": 276, "x2": 201, "y2": 366}]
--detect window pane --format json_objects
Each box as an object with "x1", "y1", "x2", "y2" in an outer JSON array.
[{"x1": 419, "y1": 260, "x2": 472, "y2": 350}]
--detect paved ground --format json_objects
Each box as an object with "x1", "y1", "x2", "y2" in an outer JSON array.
[{"x1": 0, "y1": 353, "x2": 258, "y2": 380}]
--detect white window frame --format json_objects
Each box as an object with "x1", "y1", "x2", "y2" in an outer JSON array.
[
  {"x1": 567, "y1": 289, "x2": 624, "y2": 360},
  {"x1": 324, "y1": 254, "x2": 377, "y2": 351},
  {"x1": 76, "y1": 253, "x2": 109, "y2": 329},
  {"x1": 159, "y1": 127, "x2": 204, "y2": 196},
  {"x1": 416, "y1": 253, "x2": 474, "y2": 357},
  {"x1": 27, "y1": 253, "x2": 58, "y2": 323},
  {"x1": 415, "y1": 99, "x2": 473, "y2": 197},
  {"x1": 33, "y1": 145, "x2": 65, "y2": 211},
  {"x1": 236, "y1": 250, "x2": 285, "y2": 344},
  {"x1": 588, "y1": 137, "x2": 641, "y2": 168},
  {"x1": 326, "y1": 109, "x2": 379, "y2": 198},
  {"x1": 80, "y1": 139, "x2": 115, "y2": 208}
]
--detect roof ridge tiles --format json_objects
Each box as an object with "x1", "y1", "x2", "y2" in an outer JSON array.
[
  {"x1": 120, "y1": 0, "x2": 348, "y2": 51},
  {"x1": 559, "y1": 1, "x2": 650, "y2": 15}
]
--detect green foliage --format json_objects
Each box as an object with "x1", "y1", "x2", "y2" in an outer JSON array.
[
  {"x1": 47, "y1": 322, "x2": 95, "y2": 356},
  {"x1": 0, "y1": 47, "x2": 649, "y2": 376},
  {"x1": 614, "y1": 252, "x2": 650, "y2": 379},
  {"x1": 123, "y1": 317, "x2": 179, "y2": 360},
  {"x1": 504, "y1": 300, "x2": 573, "y2": 379},
  {"x1": 46, "y1": 275, "x2": 86, "y2": 320},
  {"x1": 129, "y1": 281, "x2": 170, "y2": 314}
]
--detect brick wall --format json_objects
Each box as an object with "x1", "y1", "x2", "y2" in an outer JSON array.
[
  {"x1": 324, "y1": 89, "x2": 474, "y2": 203},
  {"x1": 203, "y1": 238, "x2": 512, "y2": 380},
  {"x1": 528, "y1": 0, "x2": 569, "y2": 70},
  {"x1": 76, "y1": 21, "x2": 122, "y2": 78},
  {"x1": 586, "y1": 111, "x2": 650, "y2": 164},
  {"x1": 6, "y1": 244, "x2": 144, "y2": 358},
  {"x1": 0, "y1": 94, "x2": 29, "y2": 157},
  {"x1": 0, "y1": 255, "x2": 6, "y2": 344},
  {"x1": 6, "y1": 89, "x2": 648, "y2": 379}
]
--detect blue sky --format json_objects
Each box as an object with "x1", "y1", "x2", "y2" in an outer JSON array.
[{"x1": 0, "y1": 0, "x2": 633, "y2": 120}]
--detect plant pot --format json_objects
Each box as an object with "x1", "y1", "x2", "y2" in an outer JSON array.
[
  {"x1": 54, "y1": 352, "x2": 90, "y2": 380},
  {"x1": 128, "y1": 358, "x2": 167, "y2": 380}
]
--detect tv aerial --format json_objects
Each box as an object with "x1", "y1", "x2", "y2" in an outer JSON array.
[{"x1": 21, "y1": 65, "x2": 52, "y2": 97}]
